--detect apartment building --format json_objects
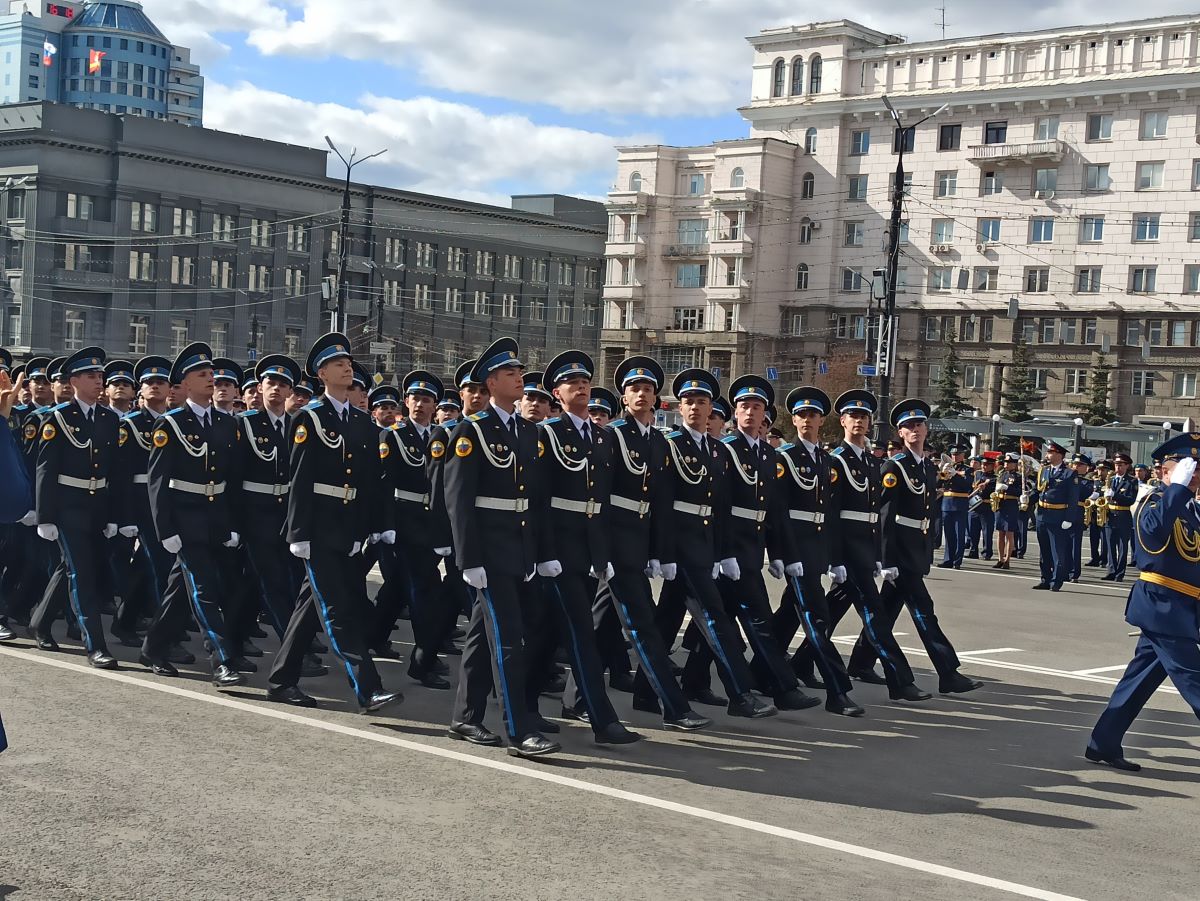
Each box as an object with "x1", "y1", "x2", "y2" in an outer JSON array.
[{"x1": 604, "y1": 14, "x2": 1200, "y2": 424}]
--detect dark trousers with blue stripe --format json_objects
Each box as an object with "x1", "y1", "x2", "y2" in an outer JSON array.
[
  {"x1": 269, "y1": 546, "x2": 382, "y2": 704},
  {"x1": 941, "y1": 509, "x2": 967, "y2": 566},
  {"x1": 114, "y1": 515, "x2": 171, "y2": 632},
  {"x1": 6, "y1": 531, "x2": 56, "y2": 625},
  {"x1": 608, "y1": 567, "x2": 691, "y2": 719},
  {"x1": 1089, "y1": 630, "x2": 1200, "y2": 758},
  {"x1": 1106, "y1": 521, "x2": 1132, "y2": 580},
  {"x1": 453, "y1": 574, "x2": 535, "y2": 740},
  {"x1": 1088, "y1": 522, "x2": 1108, "y2": 565},
  {"x1": 546, "y1": 573, "x2": 619, "y2": 732},
  {"x1": 767, "y1": 572, "x2": 853, "y2": 698},
  {"x1": 243, "y1": 526, "x2": 302, "y2": 641},
  {"x1": 143, "y1": 542, "x2": 236, "y2": 667},
  {"x1": 1036, "y1": 517, "x2": 1070, "y2": 586},
  {"x1": 848, "y1": 570, "x2": 962, "y2": 681},
  {"x1": 967, "y1": 509, "x2": 994, "y2": 557},
  {"x1": 30, "y1": 525, "x2": 110, "y2": 654}
]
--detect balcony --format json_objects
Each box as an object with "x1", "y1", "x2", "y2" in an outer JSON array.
[
  {"x1": 605, "y1": 190, "x2": 649, "y2": 214},
  {"x1": 707, "y1": 281, "x2": 751, "y2": 302},
  {"x1": 967, "y1": 139, "x2": 1067, "y2": 166},
  {"x1": 663, "y1": 243, "x2": 709, "y2": 259},
  {"x1": 605, "y1": 236, "x2": 646, "y2": 258},
  {"x1": 603, "y1": 283, "x2": 644, "y2": 300},
  {"x1": 710, "y1": 232, "x2": 753, "y2": 256},
  {"x1": 710, "y1": 187, "x2": 759, "y2": 209},
  {"x1": 167, "y1": 81, "x2": 202, "y2": 99},
  {"x1": 51, "y1": 265, "x2": 115, "y2": 289}
]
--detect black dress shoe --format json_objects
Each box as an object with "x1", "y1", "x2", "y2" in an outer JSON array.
[
  {"x1": 560, "y1": 706, "x2": 590, "y2": 723},
  {"x1": 1085, "y1": 747, "x2": 1141, "y2": 772},
  {"x1": 101, "y1": 599, "x2": 117, "y2": 616},
  {"x1": 88, "y1": 649, "x2": 118, "y2": 669},
  {"x1": 728, "y1": 693, "x2": 778, "y2": 718},
  {"x1": 992, "y1": 561, "x2": 1005, "y2": 569},
  {"x1": 411, "y1": 670, "x2": 451, "y2": 690},
  {"x1": 530, "y1": 713, "x2": 561, "y2": 734},
  {"x1": 540, "y1": 673, "x2": 566, "y2": 697},
  {"x1": 166, "y1": 643, "x2": 195, "y2": 665},
  {"x1": 632, "y1": 695, "x2": 662, "y2": 715},
  {"x1": 438, "y1": 640, "x2": 463, "y2": 656},
  {"x1": 213, "y1": 664, "x2": 245, "y2": 688},
  {"x1": 1031, "y1": 583, "x2": 1050, "y2": 590},
  {"x1": 940, "y1": 674, "x2": 984, "y2": 694},
  {"x1": 300, "y1": 654, "x2": 329, "y2": 679},
  {"x1": 227, "y1": 655, "x2": 258, "y2": 674},
  {"x1": 266, "y1": 685, "x2": 318, "y2": 708},
  {"x1": 507, "y1": 733, "x2": 561, "y2": 759},
  {"x1": 451, "y1": 626, "x2": 466, "y2": 640},
  {"x1": 249, "y1": 623, "x2": 268, "y2": 639},
  {"x1": 36, "y1": 633, "x2": 60, "y2": 651},
  {"x1": 826, "y1": 694, "x2": 866, "y2": 717},
  {"x1": 0, "y1": 622, "x2": 14, "y2": 642},
  {"x1": 890, "y1": 683, "x2": 933, "y2": 702},
  {"x1": 848, "y1": 667, "x2": 887, "y2": 685},
  {"x1": 687, "y1": 688, "x2": 728, "y2": 706},
  {"x1": 396, "y1": 604, "x2": 410, "y2": 621},
  {"x1": 1051, "y1": 582, "x2": 1063, "y2": 592},
  {"x1": 775, "y1": 688, "x2": 822, "y2": 711},
  {"x1": 110, "y1": 623, "x2": 142, "y2": 647},
  {"x1": 595, "y1": 722, "x2": 641, "y2": 744},
  {"x1": 372, "y1": 645, "x2": 403, "y2": 661},
  {"x1": 240, "y1": 639, "x2": 264, "y2": 658},
  {"x1": 448, "y1": 722, "x2": 502, "y2": 746},
  {"x1": 936, "y1": 561, "x2": 955, "y2": 569},
  {"x1": 799, "y1": 673, "x2": 826, "y2": 690},
  {"x1": 139, "y1": 653, "x2": 178, "y2": 677},
  {"x1": 966, "y1": 552, "x2": 979, "y2": 559},
  {"x1": 1101, "y1": 574, "x2": 1116, "y2": 581},
  {"x1": 310, "y1": 638, "x2": 328, "y2": 654},
  {"x1": 608, "y1": 669, "x2": 635, "y2": 693},
  {"x1": 362, "y1": 689, "x2": 404, "y2": 713},
  {"x1": 664, "y1": 711, "x2": 711, "y2": 731}
]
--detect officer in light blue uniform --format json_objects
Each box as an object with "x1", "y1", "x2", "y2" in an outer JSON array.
[
  {"x1": 1067, "y1": 453, "x2": 1094, "y2": 583},
  {"x1": 1032, "y1": 440, "x2": 1079, "y2": 592},
  {"x1": 1102, "y1": 453, "x2": 1138, "y2": 582},
  {"x1": 1086, "y1": 434, "x2": 1200, "y2": 771},
  {"x1": 938, "y1": 444, "x2": 972, "y2": 568}
]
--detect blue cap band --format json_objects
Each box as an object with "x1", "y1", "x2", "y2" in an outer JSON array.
[
  {"x1": 213, "y1": 369, "x2": 238, "y2": 383},
  {"x1": 551, "y1": 362, "x2": 592, "y2": 383},
  {"x1": 678, "y1": 379, "x2": 713, "y2": 396},
  {"x1": 839, "y1": 400, "x2": 871, "y2": 412},
  {"x1": 480, "y1": 349, "x2": 522, "y2": 375},
  {"x1": 66, "y1": 356, "x2": 105, "y2": 376},
  {"x1": 313, "y1": 343, "x2": 350, "y2": 369},
  {"x1": 895, "y1": 409, "x2": 927, "y2": 425},
  {"x1": 28, "y1": 366, "x2": 47, "y2": 378},
  {"x1": 588, "y1": 399, "x2": 613, "y2": 413},
  {"x1": 733, "y1": 386, "x2": 768, "y2": 402},
  {"x1": 621, "y1": 367, "x2": 658, "y2": 388},
  {"x1": 259, "y1": 365, "x2": 293, "y2": 384},
  {"x1": 179, "y1": 353, "x2": 211, "y2": 376},
  {"x1": 140, "y1": 366, "x2": 168, "y2": 381},
  {"x1": 790, "y1": 398, "x2": 825, "y2": 414},
  {"x1": 406, "y1": 380, "x2": 437, "y2": 397},
  {"x1": 106, "y1": 370, "x2": 134, "y2": 384}
]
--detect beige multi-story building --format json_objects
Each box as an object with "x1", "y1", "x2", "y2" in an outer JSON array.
[{"x1": 602, "y1": 14, "x2": 1200, "y2": 427}]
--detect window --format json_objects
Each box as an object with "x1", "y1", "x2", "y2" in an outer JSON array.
[
  {"x1": 283, "y1": 328, "x2": 301, "y2": 357},
  {"x1": 936, "y1": 170, "x2": 957, "y2": 197},
  {"x1": 1087, "y1": 113, "x2": 1113, "y2": 141},
  {"x1": 444, "y1": 287, "x2": 463, "y2": 313},
  {"x1": 1026, "y1": 268, "x2": 1050, "y2": 293},
  {"x1": 1125, "y1": 320, "x2": 1142, "y2": 346},
  {"x1": 130, "y1": 201, "x2": 156, "y2": 232},
  {"x1": 1147, "y1": 319, "x2": 1164, "y2": 346},
  {"x1": 503, "y1": 254, "x2": 522, "y2": 279},
  {"x1": 249, "y1": 218, "x2": 271, "y2": 247},
  {"x1": 1033, "y1": 168, "x2": 1057, "y2": 195},
  {"x1": 961, "y1": 316, "x2": 976, "y2": 342},
  {"x1": 938, "y1": 124, "x2": 961, "y2": 151},
  {"x1": 210, "y1": 259, "x2": 233, "y2": 290},
  {"x1": 790, "y1": 58, "x2": 804, "y2": 96},
  {"x1": 445, "y1": 246, "x2": 466, "y2": 273},
  {"x1": 842, "y1": 267, "x2": 864, "y2": 291},
  {"x1": 927, "y1": 364, "x2": 942, "y2": 388},
  {"x1": 804, "y1": 128, "x2": 817, "y2": 154},
  {"x1": 172, "y1": 208, "x2": 196, "y2": 237},
  {"x1": 1083, "y1": 163, "x2": 1111, "y2": 193},
  {"x1": 809, "y1": 55, "x2": 822, "y2": 93},
  {"x1": 795, "y1": 263, "x2": 809, "y2": 290},
  {"x1": 964, "y1": 364, "x2": 985, "y2": 390},
  {"x1": 213, "y1": 214, "x2": 234, "y2": 242},
  {"x1": 169, "y1": 318, "x2": 189, "y2": 356},
  {"x1": 475, "y1": 250, "x2": 497, "y2": 276},
  {"x1": 729, "y1": 167, "x2": 744, "y2": 188},
  {"x1": 210, "y1": 322, "x2": 228, "y2": 357},
  {"x1": 975, "y1": 218, "x2": 1000, "y2": 243},
  {"x1": 845, "y1": 175, "x2": 867, "y2": 201},
  {"x1": 473, "y1": 291, "x2": 491, "y2": 316},
  {"x1": 1040, "y1": 318, "x2": 1057, "y2": 344},
  {"x1": 1130, "y1": 266, "x2": 1157, "y2": 293},
  {"x1": 844, "y1": 221, "x2": 864, "y2": 246},
  {"x1": 584, "y1": 265, "x2": 600, "y2": 289},
  {"x1": 1030, "y1": 217, "x2": 1054, "y2": 243},
  {"x1": 923, "y1": 317, "x2": 941, "y2": 341},
  {"x1": 1035, "y1": 116, "x2": 1060, "y2": 140},
  {"x1": 1171, "y1": 320, "x2": 1189, "y2": 347},
  {"x1": 1174, "y1": 372, "x2": 1198, "y2": 398},
  {"x1": 286, "y1": 223, "x2": 309, "y2": 253},
  {"x1": 414, "y1": 283, "x2": 433, "y2": 310},
  {"x1": 63, "y1": 243, "x2": 91, "y2": 271},
  {"x1": 771, "y1": 59, "x2": 785, "y2": 97},
  {"x1": 1131, "y1": 371, "x2": 1155, "y2": 396},
  {"x1": 850, "y1": 130, "x2": 870, "y2": 155},
  {"x1": 66, "y1": 193, "x2": 94, "y2": 220},
  {"x1": 283, "y1": 267, "x2": 306, "y2": 297},
  {"x1": 1061, "y1": 318, "x2": 1078, "y2": 344},
  {"x1": 892, "y1": 128, "x2": 914, "y2": 154},
  {"x1": 676, "y1": 218, "x2": 708, "y2": 247},
  {"x1": 63, "y1": 310, "x2": 85, "y2": 351},
  {"x1": 798, "y1": 220, "x2": 813, "y2": 244},
  {"x1": 529, "y1": 298, "x2": 546, "y2": 322},
  {"x1": 1191, "y1": 213, "x2": 1200, "y2": 242},
  {"x1": 1082, "y1": 319, "x2": 1097, "y2": 345},
  {"x1": 628, "y1": 172, "x2": 642, "y2": 192},
  {"x1": 128, "y1": 315, "x2": 148, "y2": 355},
  {"x1": 1140, "y1": 111, "x2": 1169, "y2": 139},
  {"x1": 974, "y1": 268, "x2": 999, "y2": 291},
  {"x1": 1079, "y1": 216, "x2": 1104, "y2": 243},
  {"x1": 984, "y1": 121, "x2": 1008, "y2": 144},
  {"x1": 929, "y1": 267, "x2": 952, "y2": 291},
  {"x1": 675, "y1": 263, "x2": 706, "y2": 288},
  {"x1": 673, "y1": 307, "x2": 704, "y2": 330},
  {"x1": 555, "y1": 301, "x2": 572, "y2": 325},
  {"x1": 893, "y1": 171, "x2": 913, "y2": 195},
  {"x1": 415, "y1": 241, "x2": 438, "y2": 268},
  {"x1": 981, "y1": 170, "x2": 1004, "y2": 195},
  {"x1": 1018, "y1": 318, "x2": 1036, "y2": 343},
  {"x1": 169, "y1": 255, "x2": 195, "y2": 285},
  {"x1": 981, "y1": 317, "x2": 994, "y2": 343},
  {"x1": 1134, "y1": 213, "x2": 1160, "y2": 242},
  {"x1": 1077, "y1": 267, "x2": 1102, "y2": 293},
  {"x1": 383, "y1": 236, "x2": 406, "y2": 265},
  {"x1": 801, "y1": 172, "x2": 814, "y2": 199},
  {"x1": 686, "y1": 174, "x2": 706, "y2": 195},
  {"x1": 128, "y1": 250, "x2": 154, "y2": 281},
  {"x1": 500, "y1": 293, "x2": 518, "y2": 318},
  {"x1": 1185, "y1": 265, "x2": 1200, "y2": 294},
  {"x1": 1194, "y1": 161, "x2": 1200, "y2": 190},
  {"x1": 898, "y1": 221, "x2": 910, "y2": 244},
  {"x1": 248, "y1": 264, "x2": 271, "y2": 293},
  {"x1": 1137, "y1": 162, "x2": 1164, "y2": 190},
  {"x1": 932, "y1": 219, "x2": 954, "y2": 243},
  {"x1": 1065, "y1": 369, "x2": 1088, "y2": 394},
  {"x1": 381, "y1": 279, "x2": 402, "y2": 307},
  {"x1": 1030, "y1": 369, "x2": 1049, "y2": 392},
  {"x1": 783, "y1": 309, "x2": 805, "y2": 336}
]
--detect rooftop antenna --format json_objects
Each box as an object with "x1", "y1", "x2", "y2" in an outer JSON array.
[{"x1": 935, "y1": 6, "x2": 949, "y2": 40}]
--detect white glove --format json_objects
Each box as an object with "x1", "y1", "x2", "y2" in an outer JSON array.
[
  {"x1": 462, "y1": 567, "x2": 488, "y2": 590},
  {"x1": 874, "y1": 561, "x2": 884, "y2": 578},
  {"x1": 36, "y1": 523, "x2": 58, "y2": 542},
  {"x1": 349, "y1": 540, "x2": 362, "y2": 556},
  {"x1": 785, "y1": 561, "x2": 804, "y2": 578},
  {"x1": 367, "y1": 532, "x2": 381, "y2": 546},
  {"x1": 379, "y1": 530, "x2": 396, "y2": 545},
  {"x1": 19, "y1": 509, "x2": 36, "y2": 527},
  {"x1": 644, "y1": 559, "x2": 663, "y2": 579},
  {"x1": 524, "y1": 571, "x2": 535, "y2": 582},
  {"x1": 103, "y1": 523, "x2": 118, "y2": 539},
  {"x1": 223, "y1": 532, "x2": 240, "y2": 548},
  {"x1": 1089, "y1": 491, "x2": 1100, "y2": 501},
  {"x1": 118, "y1": 525, "x2": 139, "y2": 538},
  {"x1": 162, "y1": 534, "x2": 183, "y2": 555},
  {"x1": 828, "y1": 565, "x2": 847, "y2": 585},
  {"x1": 1104, "y1": 489, "x2": 1114, "y2": 498},
  {"x1": 661, "y1": 562, "x2": 677, "y2": 581},
  {"x1": 719, "y1": 557, "x2": 741, "y2": 581},
  {"x1": 767, "y1": 559, "x2": 784, "y2": 580},
  {"x1": 1019, "y1": 494, "x2": 1029, "y2": 506},
  {"x1": 288, "y1": 540, "x2": 310, "y2": 560},
  {"x1": 883, "y1": 566, "x2": 899, "y2": 582},
  {"x1": 537, "y1": 560, "x2": 563, "y2": 578},
  {"x1": 1170, "y1": 457, "x2": 1197, "y2": 487},
  {"x1": 434, "y1": 546, "x2": 452, "y2": 557},
  {"x1": 1060, "y1": 520, "x2": 1072, "y2": 531}
]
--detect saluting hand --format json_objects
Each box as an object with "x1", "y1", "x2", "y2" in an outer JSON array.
[{"x1": 0, "y1": 371, "x2": 24, "y2": 420}]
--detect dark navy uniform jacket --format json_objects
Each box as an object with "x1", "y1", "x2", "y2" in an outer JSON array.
[
  {"x1": 114, "y1": 409, "x2": 158, "y2": 531},
  {"x1": 940, "y1": 465, "x2": 973, "y2": 512},
  {"x1": 537, "y1": 414, "x2": 611, "y2": 574},
  {"x1": 715, "y1": 432, "x2": 788, "y2": 568},
  {"x1": 381, "y1": 419, "x2": 435, "y2": 549},
  {"x1": 35, "y1": 401, "x2": 119, "y2": 531},
  {"x1": 1128, "y1": 484, "x2": 1200, "y2": 638},
  {"x1": 1070, "y1": 476, "x2": 1094, "y2": 527},
  {"x1": 149, "y1": 405, "x2": 240, "y2": 546},
  {"x1": 880, "y1": 450, "x2": 940, "y2": 576},
  {"x1": 425, "y1": 418, "x2": 458, "y2": 552},
  {"x1": 0, "y1": 411, "x2": 32, "y2": 521},
  {"x1": 661, "y1": 425, "x2": 727, "y2": 571},
  {"x1": 605, "y1": 418, "x2": 672, "y2": 572},
  {"x1": 233, "y1": 409, "x2": 291, "y2": 532},
  {"x1": 1035, "y1": 462, "x2": 1080, "y2": 527},
  {"x1": 1106, "y1": 473, "x2": 1139, "y2": 525},
  {"x1": 828, "y1": 441, "x2": 883, "y2": 571},
  {"x1": 774, "y1": 439, "x2": 832, "y2": 574}
]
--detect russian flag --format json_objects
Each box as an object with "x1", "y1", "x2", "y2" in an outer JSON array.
[{"x1": 42, "y1": 40, "x2": 56, "y2": 67}]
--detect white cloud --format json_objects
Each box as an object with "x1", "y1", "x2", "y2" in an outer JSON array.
[{"x1": 203, "y1": 82, "x2": 655, "y2": 203}]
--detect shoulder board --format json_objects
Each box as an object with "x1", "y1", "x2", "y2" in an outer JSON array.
[
  {"x1": 543, "y1": 416, "x2": 561, "y2": 425},
  {"x1": 120, "y1": 411, "x2": 141, "y2": 421},
  {"x1": 241, "y1": 409, "x2": 259, "y2": 417},
  {"x1": 610, "y1": 418, "x2": 626, "y2": 428},
  {"x1": 468, "y1": 411, "x2": 489, "y2": 421},
  {"x1": 33, "y1": 405, "x2": 51, "y2": 414},
  {"x1": 831, "y1": 446, "x2": 844, "y2": 456},
  {"x1": 778, "y1": 442, "x2": 794, "y2": 452},
  {"x1": 164, "y1": 408, "x2": 185, "y2": 417},
  {"x1": 667, "y1": 430, "x2": 682, "y2": 439},
  {"x1": 49, "y1": 402, "x2": 71, "y2": 412},
  {"x1": 303, "y1": 400, "x2": 323, "y2": 411},
  {"x1": 720, "y1": 435, "x2": 737, "y2": 444},
  {"x1": 890, "y1": 452, "x2": 906, "y2": 461}
]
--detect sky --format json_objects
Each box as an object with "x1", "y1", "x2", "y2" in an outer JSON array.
[{"x1": 140, "y1": 0, "x2": 1200, "y2": 209}]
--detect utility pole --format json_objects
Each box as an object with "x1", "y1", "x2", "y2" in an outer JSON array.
[{"x1": 324, "y1": 137, "x2": 387, "y2": 334}]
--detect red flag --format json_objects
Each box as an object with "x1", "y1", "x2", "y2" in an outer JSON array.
[{"x1": 88, "y1": 49, "x2": 105, "y2": 75}]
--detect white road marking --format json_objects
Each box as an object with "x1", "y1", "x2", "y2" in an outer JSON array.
[
  {"x1": 1072, "y1": 665, "x2": 1130, "y2": 676},
  {"x1": 937, "y1": 568, "x2": 1128, "y2": 594},
  {"x1": 958, "y1": 648, "x2": 1022, "y2": 656},
  {"x1": 0, "y1": 645, "x2": 1084, "y2": 901}
]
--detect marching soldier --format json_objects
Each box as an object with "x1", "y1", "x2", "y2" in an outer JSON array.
[
  {"x1": 287, "y1": 377, "x2": 317, "y2": 415},
  {"x1": 242, "y1": 369, "x2": 262, "y2": 412},
  {"x1": 709, "y1": 396, "x2": 731, "y2": 439},
  {"x1": 369, "y1": 384, "x2": 401, "y2": 428},
  {"x1": 520, "y1": 370, "x2": 553, "y2": 422},
  {"x1": 938, "y1": 445, "x2": 972, "y2": 569},
  {"x1": 139, "y1": 342, "x2": 246, "y2": 688},
  {"x1": 1087, "y1": 460, "x2": 1111, "y2": 568},
  {"x1": 1032, "y1": 441, "x2": 1079, "y2": 592},
  {"x1": 1102, "y1": 453, "x2": 1138, "y2": 582},
  {"x1": 845, "y1": 400, "x2": 983, "y2": 695},
  {"x1": 435, "y1": 389, "x2": 461, "y2": 425},
  {"x1": 28, "y1": 348, "x2": 120, "y2": 668},
  {"x1": 1067, "y1": 453, "x2": 1094, "y2": 583},
  {"x1": 211, "y1": 359, "x2": 243, "y2": 414},
  {"x1": 992, "y1": 453, "x2": 1023, "y2": 569},
  {"x1": 966, "y1": 455, "x2": 997, "y2": 561},
  {"x1": 587, "y1": 387, "x2": 617, "y2": 427},
  {"x1": 103, "y1": 359, "x2": 136, "y2": 414},
  {"x1": 444, "y1": 337, "x2": 560, "y2": 758}
]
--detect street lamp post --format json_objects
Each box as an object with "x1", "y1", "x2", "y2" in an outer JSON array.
[
  {"x1": 990, "y1": 412, "x2": 1002, "y2": 450},
  {"x1": 324, "y1": 137, "x2": 387, "y2": 334},
  {"x1": 248, "y1": 312, "x2": 260, "y2": 363},
  {"x1": 1073, "y1": 417, "x2": 1085, "y2": 453}
]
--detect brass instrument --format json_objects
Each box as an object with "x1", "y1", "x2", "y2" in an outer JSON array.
[
  {"x1": 1082, "y1": 496, "x2": 1094, "y2": 527},
  {"x1": 989, "y1": 488, "x2": 1005, "y2": 512},
  {"x1": 1094, "y1": 474, "x2": 1114, "y2": 528}
]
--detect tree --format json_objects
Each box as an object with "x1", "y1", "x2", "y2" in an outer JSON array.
[
  {"x1": 813, "y1": 351, "x2": 863, "y2": 444},
  {"x1": 932, "y1": 324, "x2": 971, "y2": 417},
  {"x1": 1073, "y1": 355, "x2": 1119, "y2": 426},
  {"x1": 1002, "y1": 334, "x2": 1041, "y2": 423}
]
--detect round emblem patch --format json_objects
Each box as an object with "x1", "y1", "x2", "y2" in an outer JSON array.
[
  {"x1": 538, "y1": 440, "x2": 545, "y2": 459},
  {"x1": 294, "y1": 425, "x2": 308, "y2": 445},
  {"x1": 41, "y1": 423, "x2": 57, "y2": 441},
  {"x1": 24, "y1": 423, "x2": 35, "y2": 440},
  {"x1": 152, "y1": 429, "x2": 169, "y2": 448},
  {"x1": 882, "y1": 472, "x2": 898, "y2": 489},
  {"x1": 430, "y1": 440, "x2": 446, "y2": 459},
  {"x1": 455, "y1": 437, "x2": 473, "y2": 458},
  {"x1": 776, "y1": 461, "x2": 785, "y2": 479},
  {"x1": 379, "y1": 441, "x2": 390, "y2": 460},
  {"x1": 830, "y1": 469, "x2": 839, "y2": 484},
  {"x1": 118, "y1": 427, "x2": 128, "y2": 447}
]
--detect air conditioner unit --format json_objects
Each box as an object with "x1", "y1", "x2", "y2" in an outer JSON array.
[
  {"x1": 929, "y1": 245, "x2": 939, "y2": 253},
  {"x1": 976, "y1": 243, "x2": 987, "y2": 252},
  {"x1": 810, "y1": 221, "x2": 822, "y2": 230},
  {"x1": 1034, "y1": 190, "x2": 1055, "y2": 200}
]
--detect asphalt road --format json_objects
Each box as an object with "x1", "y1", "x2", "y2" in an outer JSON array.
[{"x1": 2, "y1": 553, "x2": 1199, "y2": 901}]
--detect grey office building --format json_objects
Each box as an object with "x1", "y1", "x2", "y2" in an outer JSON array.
[{"x1": 0, "y1": 102, "x2": 605, "y2": 378}]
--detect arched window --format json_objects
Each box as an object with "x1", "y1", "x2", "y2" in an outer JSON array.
[
  {"x1": 801, "y1": 172, "x2": 815, "y2": 199},
  {"x1": 796, "y1": 263, "x2": 809, "y2": 290},
  {"x1": 809, "y1": 55, "x2": 823, "y2": 93},
  {"x1": 771, "y1": 58, "x2": 786, "y2": 98},
  {"x1": 730, "y1": 167, "x2": 744, "y2": 188},
  {"x1": 799, "y1": 218, "x2": 813, "y2": 244},
  {"x1": 628, "y1": 171, "x2": 642, "y2": 191},
  {"x1": 790, "y1": 57, "x2": 804, "y2": 95},
  {"x1": 804, "y1": 128, "x2": 817, "y2": 154}
]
